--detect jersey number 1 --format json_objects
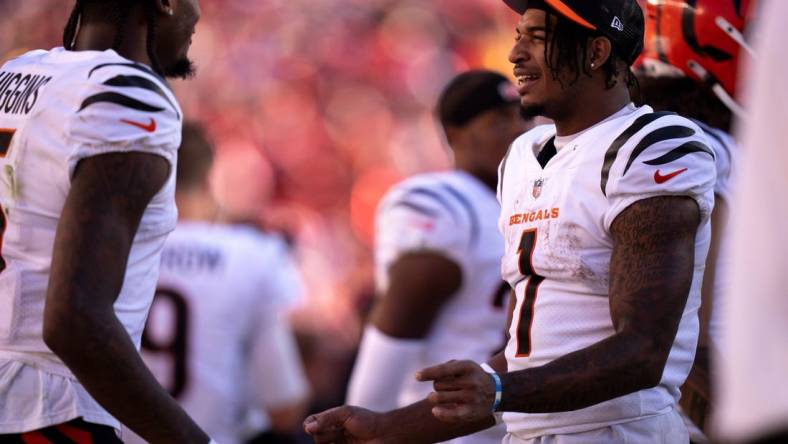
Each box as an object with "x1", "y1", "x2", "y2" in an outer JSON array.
[{"x1": 515, "y1": 229, "x2": 544, "y2": 357}]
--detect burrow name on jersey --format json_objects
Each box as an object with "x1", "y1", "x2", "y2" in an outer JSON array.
[{"x1": 0, "y1": 71, "x2": 52, "y2": 116}]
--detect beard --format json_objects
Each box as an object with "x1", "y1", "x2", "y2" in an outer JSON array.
[
  {"x1": 520, "y1": 103, "x2": 545, "y2": 120},
  {"x1": 164, "y1": 58, "x2": 196, "y2": 79}
]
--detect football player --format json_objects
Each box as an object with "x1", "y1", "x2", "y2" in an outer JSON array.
[
  {"x1": 345, "y1": 70, "x2": 530, "y2": 444},
  {"x1": 305, "y1": 0, "x2": 716, "y2": 442},
  {"x1": 634, "y1": 0, "x2": 756, "y2": 437},
  {"x1": 123, "y1": 122, "x2": 310, "y2": 444},
  {"x1": 0, "y1": 1, "x2": 211, "y2": 443}
]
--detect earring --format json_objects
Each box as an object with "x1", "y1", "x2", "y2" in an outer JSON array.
[{"x1": 590, "y1": 62, "x2": 596, "y2": 68}]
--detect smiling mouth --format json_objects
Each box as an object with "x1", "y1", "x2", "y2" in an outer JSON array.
[{"x1": 516, "y1": 74, "x2": 539, "y2": 86}]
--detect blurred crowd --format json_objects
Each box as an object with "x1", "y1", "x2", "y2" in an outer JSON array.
[{"x1": 0, "y1": 0, "x2": 523, "y2": 426}]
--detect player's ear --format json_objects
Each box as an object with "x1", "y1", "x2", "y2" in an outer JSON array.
[
  {"x1": 153, "y1": 0, "x2": 175, "y2": 17},
  {"x1": 588, "y1": 36, "x2": 613, "y2": 71}
]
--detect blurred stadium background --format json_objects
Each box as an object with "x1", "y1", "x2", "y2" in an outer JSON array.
[{"x1": 0, "y1": 0, "x2": 524, "y2": 421}]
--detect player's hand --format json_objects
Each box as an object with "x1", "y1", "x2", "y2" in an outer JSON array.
[
  {"x1": 304, "y1": 405, "x2": 386, "y2": 444},
  {"x1": 416, "y1": 360, "x2": 496, "y2": 423}
]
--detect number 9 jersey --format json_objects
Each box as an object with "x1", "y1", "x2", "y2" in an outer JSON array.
[
  {"x1": 496, "y1": 104, "x2": 716, "y2": 439},
  {"x1": 0, "y1": 48, "x2": 181, "y2": 432}
]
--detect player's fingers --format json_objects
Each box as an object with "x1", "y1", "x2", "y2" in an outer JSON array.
[
  {"x1": 309, "y1": 427, "x2": 345, "y2": 444},
  {"x1": 428, "y1": 389, "x2": 472, "y2": 405},
  {"x1": 431, "y1": 403, "x2": 477, "y2": 423},
  {"x1": 304, "y1": 418, "x2": 343, "y2": 444},
  {"x1": 433, "y1": 379, "x2": 464, "y2": 391},
  {"x1": 434, "y1": 372, "x2": 483, "y2": 391},
  {"x1": 416, "y1": 360, "x2": 474, "y2": 381},
  {"x1": 304, "y1": 407, "x2": 353, "y2": 435}
]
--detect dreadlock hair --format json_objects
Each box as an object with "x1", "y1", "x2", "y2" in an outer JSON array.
[
  {"x1": 541, "y1": 8, "x2": 638, "y2": 92},
  {"x1": 62, "y1": 0, "x2": 165, "y2": 75}
]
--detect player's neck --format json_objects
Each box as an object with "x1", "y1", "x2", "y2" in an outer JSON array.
[
  {"x1": 455, "y1": 162, "x2": 497, "y2": 191},
  {"x1": 553, "y1": 84, "x2": 632, "y2": 136},
  {"x1": 73, "y1": 22, "x2": 153, "y2": 68},
  {"x1": 176, "y1": 191, "x2": 220, "y2": 223}
]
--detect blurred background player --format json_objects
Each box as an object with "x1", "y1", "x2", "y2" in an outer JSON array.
[
  {"x1": 125, "y1": 122, "x2": 310, "y2": 444},
  {"x1": 634, "y1": 0, "x2": 757, "y2": 438},
  {"x1": 0, "y1": 0, "x2": 212, "y2": 443},
  {"x1": 345, "y1": 70, "x2": 531, "y2": 444},
  {"x1": 715, "y1": 0, "x2": 788, "y2": 442}
]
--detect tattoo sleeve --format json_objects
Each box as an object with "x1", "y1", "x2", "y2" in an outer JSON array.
[{"x1": 498, "y1": 196, "x2": 700, "y2": 413}]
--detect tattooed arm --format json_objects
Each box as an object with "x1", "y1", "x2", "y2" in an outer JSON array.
[
  {"x1": 418, "y1": 195, "x2": 700, "y2": 422},
  {"x1": 43, "y1": 152, "x2": 209, "y2": 443}
]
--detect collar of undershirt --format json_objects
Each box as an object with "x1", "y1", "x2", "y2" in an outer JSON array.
[{"x1": 553, "y1": 102, "x2": 639, "y2": 152}]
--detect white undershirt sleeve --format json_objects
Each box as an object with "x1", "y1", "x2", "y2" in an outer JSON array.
[{"x1": 346, "y1": 325, "x2": 426, "y2": 411}]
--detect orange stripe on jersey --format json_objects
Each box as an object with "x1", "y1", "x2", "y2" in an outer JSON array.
[
  {"x1": 21, "y1": 431, "x2": 52, "y2": 444},
  {"x1": 57, "y1": 424, "x2": 94, "y2": 444}
]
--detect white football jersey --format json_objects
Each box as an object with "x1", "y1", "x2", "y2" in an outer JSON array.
[
  {"x1": 374, "y1": 170, "x2": 507, "y2": 444},
  {"x1": 127, "y1": 222, "x2": 307, "y2": 444},
  {"x1": 0, "y1": 48, "x2": 181, "y2": 432},
  {"x1": 497, "y1": 104, "x2": 716, "y2": 439}
]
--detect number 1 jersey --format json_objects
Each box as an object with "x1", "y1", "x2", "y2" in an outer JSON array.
[{"x1": 497, "y1": 105, "x2": 716, "y2": 439}]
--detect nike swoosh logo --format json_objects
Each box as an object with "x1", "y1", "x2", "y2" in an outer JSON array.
[
  {"x1": 120, "y1": 118, "x2": 157, "y2": 133},
  {"x1": 654, "y1": 168, "x2": 688, "y2": 184}
]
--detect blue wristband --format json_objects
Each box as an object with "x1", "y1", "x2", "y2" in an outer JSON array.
[{"x1": 489, "y1": 372, "x2": 502, "y2": 412}]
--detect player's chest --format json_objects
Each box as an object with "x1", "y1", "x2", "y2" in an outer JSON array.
[{"x1": 500, "y1": 147, "x2": 613, "y2": 285}]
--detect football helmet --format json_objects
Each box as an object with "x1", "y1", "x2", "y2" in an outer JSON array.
[{"x1": 637, "y1": 0, "x2": 758, "y2": 116}]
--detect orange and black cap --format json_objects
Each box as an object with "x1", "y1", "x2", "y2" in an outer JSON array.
[{"x1": 504, "y1": 0, "x2": 645, "y2": 65}]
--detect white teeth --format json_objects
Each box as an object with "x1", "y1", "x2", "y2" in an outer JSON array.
[{"x1": 516, "y1": 75, "x2": 537, "y2": 86}]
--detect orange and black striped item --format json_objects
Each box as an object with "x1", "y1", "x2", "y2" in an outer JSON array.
[{"x1": 0, "y1": 418, "x2": 120, "y2": 444}]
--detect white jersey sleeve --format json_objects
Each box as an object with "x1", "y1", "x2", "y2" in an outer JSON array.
[
  {"x1": 602, "y1": 115, "x2": 717, "y2": 230},
  {"x1": 375, "y1": 179, "x2": 471, "y2": 291},
  {"x1": 64, "y1": 63, "x2": 181, "y2": 177}
]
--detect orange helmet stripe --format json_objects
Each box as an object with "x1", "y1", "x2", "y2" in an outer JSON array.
[{"x1": 545, "y1": 0, "x2": 598, "y2": 30}]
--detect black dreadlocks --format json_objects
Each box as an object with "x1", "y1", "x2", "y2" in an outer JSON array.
[
  {"x1": 62, "y1": 0, "x2": 164, "y2": 75},
  {"x1": 542, "y1": 9, "x2": 638, "y2": 91}
]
